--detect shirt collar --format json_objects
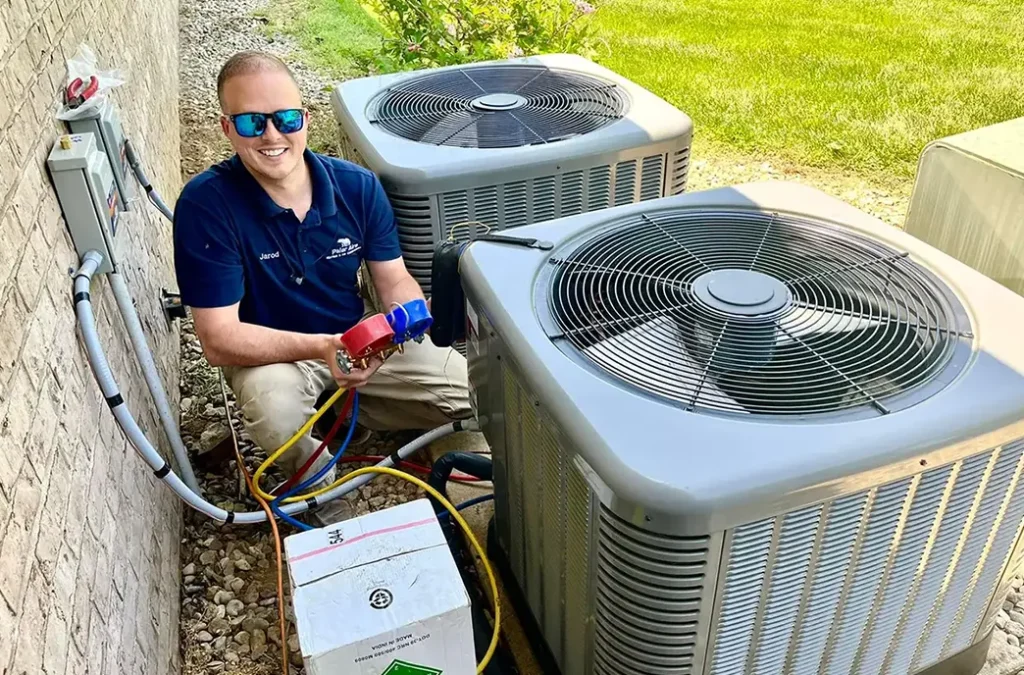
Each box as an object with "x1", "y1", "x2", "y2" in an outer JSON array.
[{"x1": 230, "y1": 149, "x2": 338, "y2": 221}]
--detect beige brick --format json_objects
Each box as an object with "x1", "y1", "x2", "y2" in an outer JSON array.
[
  {"x1": 15, "y1": 223, "x2": 49, "y2": 305},
  {"x1": 34, "y1": 439, "x2": 72, "y2": 574},
  {"x1": 0, "y1": 599, "x2": 17, "y2": 672},
  {"x1": 25, "y1": 22, "x2": 47, "y2": 70},
  {"x1": 63, "y1": 638, "x2": 88, "y2": 675},
  {"x1": 90, "y1": 524, "x2": 112, "y2": 614},
  {"x1": 70, "y1": 530, "x2": 96, "y2": 655},
  {"x1": 11, "y1": 566, "x2": 48, "y2": 675},
  {"x1": 0, "y1": 366, "x2": 39, "y2": 490},
  {"x1": 52, "y1": 541, "x2": 77, "y2": 609},
  {"x1": 87, "y1": 604, "x2": 105, "y2": 673},
  {"x1": 8, "y1": 39, "x2": 35, "y2": 90},
  {"x1": 7, "y1": 109, "x2": 36, "y2": 170},
  {"x1": 0, "y1": 287, "x2": 30, "y2": 392},
  {"x1": 42, "y1": 598, "x2": 69, "y2": 675},
  {"x1": 10, "y1": 170, "x2": 42, "y2": 236},
  {"x1": 0, "y1": 467, "x2": 42, "y2": 610},
  {"x1": 21, "y1": 302, "x2": 55, "y2": 392},
  {"x1": 62, "y1": 440, "x2": 91, "y2": 557}
]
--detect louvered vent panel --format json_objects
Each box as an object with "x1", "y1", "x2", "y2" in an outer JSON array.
[
  {"x1": 539, "y1": 419, "x2": 566, "y2": 659},
  {"x1": 886, "y1": 454, "x2": 990, "y2": 674},
  {"x1": 614, "y1": 160, "x2": 638, "y2": 206},
  {"x1": 641, "y1": 155, "x2": 666, "y2": 201},
  {"x1": 945, "y1": 441, "x2": 1024, "y2": 654},
  {"x1": 588, "y1": 165, "x2": 612, "y2": 211},
  {"x1": 563, "y1": 460, "x2": 592, "y2": 675},
  {"x1": 520, "y1": 392, "x2": 545, "y2": 622},
  {"x1": 533, "y1": 175, "x2": 557, "y2": 223},
  {"x1": 561, "y1": 170, "x2": 585, "y2": 217},
  {"x1": 855, "y1": 466, "x2": 955, "y2": 675},
  {"x1": 473, "y1": 185, "x2": 499, "y2": 227},
  {"x1": 751, "y1": 505, "x2": 823, "y2": 674},
  {"x1": 501, "y1": 366, "x2": 526, "y2": 584},
  {"x1": 708, "y1": 520, "x2": 775, "y2": 674},
  {"x1": 389, "y1": 193, "x2": 436, "y2": 293},
  {"x1": 441, "y1": 190, "x2": 469, "y2": 227},
  {"x1": 915, "y1": 445, "x2": 1022, "y2": 667},
  {"x1": 502, "y1": 181, "x2": 528, "y2": 229},
  {"x1": 671, "y1": 148, "x2": 691, "y2": 194},
  {"x1": 595, "y1": 507, "x2": 710, "y2": 675},
  {"x1": 706, "y1": 439, "x2": 1024, "y2": 675},
  {"x1": 825, "y1": 479, "x2": 913, "y2": 675},
  {"x1": 789, "y1": 494, "x2": 869, "y2": 673}
]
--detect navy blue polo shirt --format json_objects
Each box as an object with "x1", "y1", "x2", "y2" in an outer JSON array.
[{"x1": 172, "y1": 150, "x2": 401, "y2": 335}]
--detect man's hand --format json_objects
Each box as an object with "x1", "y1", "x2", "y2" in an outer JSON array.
[{"x1": 320, "y1": 334, "x2": 384, "y2": 389}]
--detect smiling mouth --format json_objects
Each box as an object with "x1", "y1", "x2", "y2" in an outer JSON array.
[{"x1": 259, "y1": 148, "x2": 287, "y2": 157}]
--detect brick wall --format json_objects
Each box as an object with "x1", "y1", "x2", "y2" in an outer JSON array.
[{"x1": 0, "y1": 0, "x2": 183, "y2": 673}]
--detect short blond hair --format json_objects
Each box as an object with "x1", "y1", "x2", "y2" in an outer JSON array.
[{"x1": 216, "y1": 51, "x2": 299, "y2": 109}]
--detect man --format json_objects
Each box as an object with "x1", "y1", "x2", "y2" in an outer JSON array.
[{"x1": 172, "y1": 51, "x2": 471, "y2": 513}]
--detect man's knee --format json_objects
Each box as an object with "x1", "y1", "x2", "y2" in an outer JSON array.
[{"x1": 228, "y1": 362, "x2": 317, "y2": 449}]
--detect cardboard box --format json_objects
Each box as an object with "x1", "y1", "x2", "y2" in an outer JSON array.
[{"x1": 285, "y1": 499, "x2": 476, "y2": 675}]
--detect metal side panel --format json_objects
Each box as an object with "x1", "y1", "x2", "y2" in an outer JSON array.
[
  {"x1": 593, "y1": 505, "x2": 719, "y2": 675},
  {"x1": 913, "y1": 441, "x2": 1024, "y2": 670},
  {"x1": 501, "y1": 362, "x2": 526, "y2": 585},
  {"x1": 564, "y1": 456, "x2": 597, "y2": 675},
  {"x1": 699, "y1": 438, "x2": 1024, "y2": 675},
  {"x1": 670, "y1": 147, "x2": 691, "y2": 194}
]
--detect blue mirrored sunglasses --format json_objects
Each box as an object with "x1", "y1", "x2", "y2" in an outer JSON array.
[{"x1": 228, "y1": 108, "x2": 305, "y2": 137}]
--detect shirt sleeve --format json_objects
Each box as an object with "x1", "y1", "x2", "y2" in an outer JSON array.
[
  {"x1": 172, "y1": 194, "x2": 245, "y2": 309},
  {"x1": 361, "y1": 174, "x2": 403, "y2": 262}
]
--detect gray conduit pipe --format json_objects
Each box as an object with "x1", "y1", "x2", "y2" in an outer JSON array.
[
  {"x1": 124, "y1": 138, "x2": 175, "y2": 222},
  {"x1": 75, "y1": 251, "x2": 475, "y2": 524},
  {"x1": 108, "y1": 272, "x2": 202, "y2": 494}
]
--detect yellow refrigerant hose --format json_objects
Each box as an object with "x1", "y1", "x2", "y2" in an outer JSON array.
[{"x1": 250, "y1": 393, "x2": 501, "y2": 672}]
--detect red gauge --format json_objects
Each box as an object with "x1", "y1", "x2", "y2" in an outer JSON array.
[{"x1": 341, "y1": 314, "x2": 395, "y2": 360}]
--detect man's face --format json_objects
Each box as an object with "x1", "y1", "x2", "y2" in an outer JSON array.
[{"x1": 219, "y1": 70, "x2": 309, "y2": 184}]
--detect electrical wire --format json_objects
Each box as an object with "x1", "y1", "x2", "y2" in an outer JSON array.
[
  {"x1": 332, "y1": 466, "x2": 501, "y2": 673},
  {"x1": 218, "y1": 371, "x2": 289, "y2": 675},
  {"x1": 451, "y1": 494, "x2": 495, "y2": 514},
  {"x1": 273, "y1": 391, "x2": 355, "y2": 496},
  {"x1": 340, "y1": 455, "x2": 484, "y2": 482},
  {"x1": 251, "y1": 387, "x2": 347, "y2": 501},
  {"x1": 75, "y1": 251, "x2": 476, "y2": 524}
]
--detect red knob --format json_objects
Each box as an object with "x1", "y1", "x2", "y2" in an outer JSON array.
[{"x1": 341, "y1": 314, "x2": 395, "y2": 360}]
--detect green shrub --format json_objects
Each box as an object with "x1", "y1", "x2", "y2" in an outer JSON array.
[{"x1": 365, "y1": 0, "x2": 598, "y2": 71}]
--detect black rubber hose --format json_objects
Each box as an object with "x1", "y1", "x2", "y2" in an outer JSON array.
[{"x1": 428, "y1": 452, "x2": 493, "y2": 507}]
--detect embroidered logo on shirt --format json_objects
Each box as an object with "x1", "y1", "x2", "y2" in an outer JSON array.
[
  {"x1": 259, "y1": 251, "x2": 281, "y2": 261},
  {"x1": 326, "y1": 237, "x2": 362, "y2": 260}
]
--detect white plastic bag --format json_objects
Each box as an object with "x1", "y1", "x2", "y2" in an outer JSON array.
[{"x1": 56, "y1": 44, "x2": 127, "y2": 121}]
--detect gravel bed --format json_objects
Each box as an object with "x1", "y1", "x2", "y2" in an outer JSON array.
[{"x1": 175, "y1": 0, "x2": 1024, "y2": 672}]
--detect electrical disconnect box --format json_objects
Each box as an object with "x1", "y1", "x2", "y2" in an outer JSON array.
[
  {"x1": 47, "y1": 132, "x2": 121, "y2": 274},
  {"x1": 66, "y1": 97, "x2": 133, "y2": 211}
]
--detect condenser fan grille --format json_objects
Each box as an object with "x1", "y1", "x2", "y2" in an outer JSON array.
[
  {"x1": 545, "y1": 209, "x2": 972, "y2": 417},
  {"x1": 368, "y1": 65, "x2": 628, "y2": 148}
]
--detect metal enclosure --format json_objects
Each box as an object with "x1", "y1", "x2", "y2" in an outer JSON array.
[
  {"x1": 462, "y1": 182, "x2": 1024, "y2": 675},
  {"x1": 68, "y1": 98, "x2": 134, "y2": 212},
  {"x1": 904, "y1": 116, "x2": 1024, "y2": 297},
  {"x1": 332, "y1": 53, "x2": 693, "y2": 295},
  {"x1": 47, "y1": 133, "x2": 121, "y2": 274}
]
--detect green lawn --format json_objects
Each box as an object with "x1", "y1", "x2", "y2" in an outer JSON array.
[
  {"x1": 265, "y1": 0, "x2": 1024, "y2": 184},
  {"x1": 592, "y1": 0, "x2": 1024, "y2": 182},
  {"x1": 258, "y1": 0, "x2": 384, "y2": 78}
]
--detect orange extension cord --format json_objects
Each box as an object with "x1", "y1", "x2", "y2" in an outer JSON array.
[{"x1": 219, "y1": 371, "x2": 290, "y2": 675}]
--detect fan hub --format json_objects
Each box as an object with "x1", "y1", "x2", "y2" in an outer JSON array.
[
  {"x1": 693, "y1": 269, "x2": 790, "y2": 317},
  {"x1": 470, "y1": 93, "x2": 528, "y2": 112}
]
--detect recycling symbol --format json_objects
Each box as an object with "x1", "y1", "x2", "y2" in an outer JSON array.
[{"x1": 381, "y1": 660, "x2": 442, "y2": 675}]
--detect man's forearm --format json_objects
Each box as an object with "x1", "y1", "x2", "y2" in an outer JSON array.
[
  {"x1": 204, "y1": 322, "x2": 332, "y2": 368},
  {"x1": 377, "y1": 274, "x2": 426, "y2": 311}
]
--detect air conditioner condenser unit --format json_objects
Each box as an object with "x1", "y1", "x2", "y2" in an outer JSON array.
[
  {"x1": 331, "y1": 53, "x2": 694, "y2": 295},
  {"x1": 459, "y1": 181, "x2": 1024, "y2": 675}
]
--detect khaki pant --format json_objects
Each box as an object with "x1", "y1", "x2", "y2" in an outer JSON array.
[{"x1": 224, "y1": 337, "x2": 471, "y2": 483}]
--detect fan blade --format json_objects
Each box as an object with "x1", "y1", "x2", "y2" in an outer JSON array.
[{"x1": 582, "y1": 316, "x2": 745, "y2": 413}]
